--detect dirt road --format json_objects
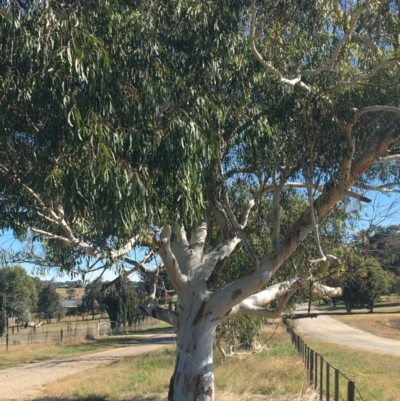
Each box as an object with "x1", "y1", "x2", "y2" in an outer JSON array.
[
  {"x1": 0, "y1": 334, "x2": 174, "y2": 400},
  {"x1": 295, "y1": 306, "x2": 400, "y2": 356}
]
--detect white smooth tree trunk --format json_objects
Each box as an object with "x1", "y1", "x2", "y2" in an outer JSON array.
[{"x1": 168, "y1": 292, "x2": 217, "y2": 401}]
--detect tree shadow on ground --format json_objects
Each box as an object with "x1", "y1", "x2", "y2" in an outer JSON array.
[{"x1": 32, "y1": 395, "x2": 166, "y2": 401}]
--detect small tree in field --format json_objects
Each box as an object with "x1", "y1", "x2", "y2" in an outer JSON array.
[
  {"x1": 1, "y1": 1, "x2": 400, "y2": 400},
  {"x1": 37, "y1": 284, "x2": 60, "y2": 323}
]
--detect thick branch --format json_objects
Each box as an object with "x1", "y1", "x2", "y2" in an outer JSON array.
[
  {"x1": 354, "y1": 182, "x2": 400, "y2": 194},
  {"x1": 136, "y1": 305, "x2": 178, "y2": 327},
  {"x1": 158, "y1": 225, "x2": 187, "y2": 290},
  {"x1": 208, "y1": 117, "x2": 398, "y2": 317}
]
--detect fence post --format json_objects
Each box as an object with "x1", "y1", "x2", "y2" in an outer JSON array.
[
  {"x1": 314, "y1": 352, "x2": 318, "y2": 390},
  {"x1": 320, "y1": 356, "x2": 323, "y2": 401},
  {"x1": 335, "y1": 368, "x2": 339, "y2": 401},
  {"x1": 347, "y1": 381, "x2": 355, "y2": 401},
  {"x1": 60, "y1": 328, "x2": 63, "y2": 343},
  {"x1": 6, "y1": 333, "x2": 9, "y2": 351},
  {"x1": 309, "y1": 350, "x2": 314, "y2": 385},
  {"x1": 326, "y1": 363, "x2": 330, "y2": 401}
]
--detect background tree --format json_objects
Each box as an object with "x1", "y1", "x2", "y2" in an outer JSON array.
[
  {"x1": 2, "y1": 1, "x2": 400, "y2": 400},
  {"x1": 37, "y1": 284, "x2": 60, "y2": 323},
  {"x1": 0, "y1": 293, "x2": 6, "y2": 336},
  {"x1": 103, "y1": 276, "x2": 146, "y2": 328},
  {"x1": 66, "y1": 283, "x2": 77, "y2": 300},
  {"x1": 0, "y1": 265, "x2": 38, "y2": 324},
  {"x1": 340, "y1": 254, "x2": 390, "y2": 313},
  {"x1": 81, "y1": 280, "x2": 105, "y2": 319}
]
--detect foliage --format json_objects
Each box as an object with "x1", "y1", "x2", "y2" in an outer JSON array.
[
  {"x1": 0, "y1": 293, "x2": 6, "y2": 336},
  {"x1": 358, "y1": 225, "x2": 400, "y2": 275},
  {"x1": 66, "y1": 284, "x2": 77, "y2": 299},
  {"x1": 341, "y1": 254, "x2": 390, "y2": 313},
  {"x1": 0, "y1": 265, "x2": 38, "y2": 323},
  {"x1": 80, "y1": 280, "x2": 105, "y2": 319},
  {"x1": 37, "y1": 283, "x2": 60, "y2": 323},
  {"x1": 103, "y1": 276, "x2": 146, "y2": 327},
  {"x1": 2, "y1": 0, "x2": 400, "y2": 398}
]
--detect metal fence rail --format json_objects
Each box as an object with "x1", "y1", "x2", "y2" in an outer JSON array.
[{"x1": 287, "y1": 325, "x2": 365, "y2": 401}]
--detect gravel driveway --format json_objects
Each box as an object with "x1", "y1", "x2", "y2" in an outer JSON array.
[
  {"x1": 0, "y1": 334, "x2": 174, "y2": 400},
  {"x1": 295, "y1": 306, "x2": 400, "y2": 356}
]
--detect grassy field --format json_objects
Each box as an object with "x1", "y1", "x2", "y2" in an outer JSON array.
[
  {"x1": 0, "y1": 325, "x2": 172, "y2": 370},
  {"x1": 42, "y1": 324, "x2": 317, "y2": 401},
  {"x1": 305, "y1": 297, "x2": 400, "y2": 400},
  {"x1": 56, "y1": 287, "x2": 84, "y2": 299},
  {"x1": 331, "y1": 313, "x2": 400, "y2": 340},
  {"x1": 303, "y1": 337, "x2": 400, "y2": 401}
]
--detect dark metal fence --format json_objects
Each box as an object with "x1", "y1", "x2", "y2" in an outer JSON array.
[{"x1": 287, "y1": 325, "x2": 365, "y2": 401}]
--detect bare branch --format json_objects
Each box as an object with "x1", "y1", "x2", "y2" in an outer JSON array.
[
  {"x1": 250, "y1": 0, "x2": 306, "y2": 88},
  {"x1": 352, "y1": 105, "x2": 400, "y2": 124},
  {"x1": 299, "y1": 0, "x2": 377, "y2": 77},
  {"x1": 101, "y1": 250, "x2": 156, "y2": 292},
  {"x1": 209, "y1": 118, "x2": 398, "y2": 318},
  {"x1": 349, "y1": 31, "x2": 380, "y2": 53},
  {"x1": 158, "y1": 224, "x2": 188, "y2": 290},
  {"x1": 271, "y1": 170, "x2": 285, "y2": 251},
  {"x1": 354, "y1": 182, "x2": 400, "y2": 194},
  {"x1": 136, "y1": 304, "x2": 178, "y2": 327},
  {"x1": 375, "y1": 155, "x2": 400, "y2": 164},
  {"x1": 324, "y1": 57, "x2": 400, "y2": 92},
  {"x1": 219, "y1": 160, "x2": 260, "y2": 267}
]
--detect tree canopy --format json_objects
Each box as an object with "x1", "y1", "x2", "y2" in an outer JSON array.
[
  {"x1": 2, "y1": 1, "x2": 400, "y2": 400},
  {"x1": 0, "y1": 265, "x2": 38, "y2": 323}
]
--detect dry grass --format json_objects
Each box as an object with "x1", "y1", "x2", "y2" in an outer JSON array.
[
  {"x1": 331, "y1": 313, "x2": 400, "y2": 340},
  {"x1": 56, "y1": 288, "x2": 84, "y2": 299},
  {"x1": 42, "y1": 324, "x2": 314, "y2": 401},
  {"x1": 303, "y1": 336, "x2": 400, "y2": 401},
  {"x1": 0, "y1": 336, "x2": 112, "y2": 370},
  {"x1": 0, "y1": 325, "x2": 172, "y2": 370},
  {"x1": 380, "y1": 294, "x2": 400, "y2": 303}
]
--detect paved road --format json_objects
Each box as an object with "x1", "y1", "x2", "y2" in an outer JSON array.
[
  {"x1": 0, "y1": 334, "x2": 175, "y2": 400},
  {"x1": 295, "y1": 306, "x2": 400, "y2": 356}
]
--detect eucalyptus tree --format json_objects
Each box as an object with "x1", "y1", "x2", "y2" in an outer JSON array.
[{"x1": 2, "y1": 1, "x2": 400, "y2": 400}]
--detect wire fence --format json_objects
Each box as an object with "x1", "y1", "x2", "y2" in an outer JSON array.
[
  {"x1": 286, "y1": 325, "x2": 365, "y2": 401},
  {"x1": 0, "y1": 316, "x2": 160, "y2": 350}
]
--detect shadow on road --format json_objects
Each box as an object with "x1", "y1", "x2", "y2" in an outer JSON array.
[{"x1": 31, "y1": 397, "x2": 164, "y2": 401}]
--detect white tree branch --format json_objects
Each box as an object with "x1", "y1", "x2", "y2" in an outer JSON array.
[
  {"x1": 219, "y1": 160, "x2": 260, "y2": 267},
  {"x1": 375, "y1": 155, "x2": 400, "y2": 164},
  {"x1": 250, "y1": 0, "x2": 307, "y2": 89},
  {"x1": 136, "y1": 304, "x2": 178, "y2": 327},
  {"x1": 325, "y1": 57, "x2": 400, "y2": 92},
  {"x1": 299, "y1": 0, "x2": 377, "y2": 77},
  {"x1": 354, "y1": 182, "x2": 400, "y2": 193},
  {"x1": 350, "y1": 31, "x2": 380, "y2": 53},
  {"x1": 158, "y1": 224, "x2": 188, "y2": 290},
  {"x1": 352, "y1": 105, "x2": 400, "y2": 123}
]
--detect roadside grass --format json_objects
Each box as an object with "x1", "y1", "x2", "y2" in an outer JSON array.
[
  {"x1": 303, "y1": 336, "x2": 400, "y2": 401},
  {"x1": 0, "y1": 325, "x2": 172, "y2": 370},
  {"x1": 330, "y1": 313, "x2": 400, "y2": 341},
  {"x1": 42, "y1": 324, "x2": 315, "y2": 401}
]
